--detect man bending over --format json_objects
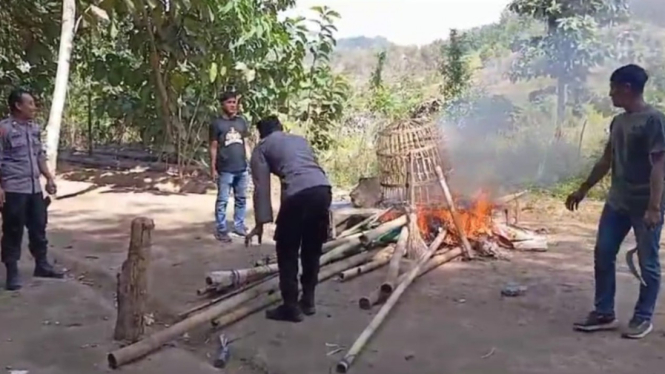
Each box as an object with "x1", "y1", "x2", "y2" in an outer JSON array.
[{"x1": 246, "y1": 116, "x2": 331, "y2": 322}]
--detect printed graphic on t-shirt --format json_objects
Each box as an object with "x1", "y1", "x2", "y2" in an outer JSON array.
[{"x1": 224, "y1": 127, "x2": 244, "y2": 147}]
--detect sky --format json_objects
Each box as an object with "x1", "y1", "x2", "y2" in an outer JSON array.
[{"x1": 285, "y1": 0, "x2": 513, "y2": 46}]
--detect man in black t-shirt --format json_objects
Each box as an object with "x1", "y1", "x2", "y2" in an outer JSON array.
[{"x1": 209, "y1": 91, "x2": 250, "y2": 243}]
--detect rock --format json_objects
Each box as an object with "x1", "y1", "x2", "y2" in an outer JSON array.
[
  {"x1": 501, "y1": 282, "x2": 527, "y2": 297},
  {"x1": 349, "y1": 177, "x2": 383, "y2": 208}
]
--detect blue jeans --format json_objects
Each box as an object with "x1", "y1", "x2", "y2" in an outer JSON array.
[
  {"x1": 594, "y1": 203, "x2": 662, "y2": 322},
  {"x1": 215, "y1": 170, "x2": 248, "y2": 234}
]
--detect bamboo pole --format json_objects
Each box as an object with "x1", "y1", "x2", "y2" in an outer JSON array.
[
  {"x1": 337, "y1": 245, "x2": 394, "y2": 282},
  {"x1": 359, "y1": 215, "x2": 407, "y2": 245},
  {"x1": 202, "y1": 216, "x2": 404, "y2": 291},
  {"x1": 380, "y1": 227, "x2": 408, "y2": 294},
  {"x1": 383, "y1": 228, "x2": 447, "y2": 301},
  {"x1": 320, "y1": 215, "x2": 406, "y2": 265},
  {"x1": 336, "y1": 229, "x2": 448, "y2": 373},
  {"x1": 323, "y1": 213, "x2": 404, "y2": 254},
  {"x1": 434, "y1": 165, "x2": 474, "y2": 259},
  {"x1": 405, "y1": 153, "x2": 427, "y2": 260},
  {"x1": 179, "y1": 275, "x2": 277, "y2": 320},
  {"x1": 358, "y1": 246, "x2": 460, "y2": 310},
  {"x1": 210, "y1": 249, "x2": 379, "y2": 327},
  {"x1": 212, "y1": 293, "x2": 282, "y2": 329},
  {"x1": 206, "y1": 265, "x2": 275, "y2": 287},
  {"x1": 108, "y1": 249, "x2": 378, "y2": 368},
  {"x1": 338, "y1": 208, "x2": 391, "y2": 238},
  {"x1": 323, "y1": 233, "x2": 362, "y2": 252},
  {"x1": 332, "y1": 207, "x2": 384, "y2": 218}
]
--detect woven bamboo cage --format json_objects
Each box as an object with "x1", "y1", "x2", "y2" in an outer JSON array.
[{"x1": 376, "y1": 118, "x2": 451, "y2": 206}]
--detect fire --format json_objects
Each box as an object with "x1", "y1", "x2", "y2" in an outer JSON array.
[{"x1": 416, "y1": 191, "x2": 494, "y2": 244}]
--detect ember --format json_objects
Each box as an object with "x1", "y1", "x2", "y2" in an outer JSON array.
[{"x1": 416, "y1": 191, "x2": 494, "y2": 245}]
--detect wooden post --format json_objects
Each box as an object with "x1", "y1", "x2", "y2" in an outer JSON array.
[{"x1": 114, "y1": 217, "x2": 155, "y2": 343}]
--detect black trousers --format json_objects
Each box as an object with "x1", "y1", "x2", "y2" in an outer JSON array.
[
  {"x1": 1, "y1": 192, "x2": 48, "y2": 264},
  {"x1": 274, "y1": 186, "x2": 332, "y2": 306}
]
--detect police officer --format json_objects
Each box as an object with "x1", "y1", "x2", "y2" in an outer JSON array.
[
  {"x1": 0, "y1": 88, "x2": 63, "y2": 290},
  {"x1": 246, "y1": 115, "x2": 332, "y2": 322}
]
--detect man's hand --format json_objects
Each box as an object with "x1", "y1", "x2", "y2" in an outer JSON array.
[
  {"x1": 211, "y1": 169, "x2": 218, "y2": 182},
  {"x1": 565, "y1": 187, "x2": 588, "y2": 211},
  {"x1": 245, "y1": 224, "x2": 264, "y2": 247},
  {"x1": 45, "y1": 178, "x2": 57, "y2": 195},
  {"x1": 0, "y1": 187, "x2": 5, "y2": 207},
  {"x1": 644, "y1": 206, "x2": 662, "y2": 230}
]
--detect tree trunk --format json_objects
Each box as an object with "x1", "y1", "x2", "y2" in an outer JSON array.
[
  {"x1": 138, "y1": 1, "x2": 183, "y2": 149},
  {"x1": 87, "y1": 29, "x2": 93, "y2": 156},
  {"x1": 114, "y1": 217, "x2": 155, "y2": 343},
  {"x1": 555, "y1": 77, "x2": 567, "y2": 131},
  {"x1": 45, "y1": 0, "x2": 76, "y2": 175}
]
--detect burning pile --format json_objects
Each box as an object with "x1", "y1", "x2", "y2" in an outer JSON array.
[
  {"x1": 106, "y1": 170, "x2": 546, "y2": 371},
  {"x1": 106, "y1": 120, "x2": 547, "y2": 372}
]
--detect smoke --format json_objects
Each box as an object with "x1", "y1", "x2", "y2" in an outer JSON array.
[
  {"x1": 437, "y1": 0, "x2": 664, "y2": 196},
  {"x1": 439, "y1": 93, "x2": 584, "y2": 197}
]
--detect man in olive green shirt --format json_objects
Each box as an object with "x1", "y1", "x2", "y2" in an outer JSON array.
[{"x1": 566, "y1": 64, "x2": 665, "y2": 339}]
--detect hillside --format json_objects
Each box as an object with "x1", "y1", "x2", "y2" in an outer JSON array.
[
  {"x1": 326, "y1": 2, "x2": 665, "y2": 190},
  {"x1": 332, "y1": 5, "x2": 665, "y2": 103}
]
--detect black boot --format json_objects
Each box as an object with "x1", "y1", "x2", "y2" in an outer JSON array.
[
  {"x1": 5, "y1": 262, "x2": 21, "y2": 291},
  {"x1": 299, "y1": 289, "x2": 316, "y2": 316},
  {"x1": 34, "y1": 259, "x2": 64, "y2": 279},
  {"x1": 265, "y1": 304, "x2": 304, "y2": 323}
]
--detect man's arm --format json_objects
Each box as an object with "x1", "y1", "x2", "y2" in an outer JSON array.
[
  {"x1": 37, "y1": 153, "x2": 54, "y2": 180},
  {"x1": 209, "y1": 122, "x2": 220, "y2": 175},
  {"x1": 579, "y1": 139, "x2": 612, "y2": 193},
  {"x1": 241, "y1": 117, "x2": 253, "y2": 165},
  {"x1": 646, "y1": 115, "x2": 665, "y2": 210},
  {"x1": 36, "y1": 128, "x2": 54, "y2": 180},
  {"x1": 250, "y1": 147, "x2": 273, "y2": 226}
]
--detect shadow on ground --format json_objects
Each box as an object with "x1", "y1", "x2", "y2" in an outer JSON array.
[
  {"x1": 57, "y1": 161, "x2": 215, "y2": 195},
  {"x1": 3, "y1": 184, "x2": 664, "y2": 374},
  {"x1": 37, "y1": 191, "x2": 665, "y2": 374}
]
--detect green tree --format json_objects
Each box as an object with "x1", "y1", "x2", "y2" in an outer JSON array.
[
  {"x1": 508, "y1": 0, "x2": 629, "y2": 127},
  {"x1": 0, "y1": 1, "x2": 62, "y2": 108},
  {"x1": 81, "y1": 0, "x2": 348, "y2": 167},
  {"x1": 369, "y1": 51, "x2": 386, "y2": 90},
  {"x1": 439, "y1": 28, "x2": 471, "y2": 103}
]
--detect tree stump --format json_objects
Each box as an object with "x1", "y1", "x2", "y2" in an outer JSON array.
[{"x1": 113, "y1": 217, "x2": 154, "y2": 343}]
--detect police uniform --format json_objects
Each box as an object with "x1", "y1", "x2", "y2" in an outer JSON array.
[{"x1": 0, "y1": 117, "x2": 62, "y2": 290}]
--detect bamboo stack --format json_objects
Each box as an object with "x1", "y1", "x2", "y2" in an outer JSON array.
[
  {"x1": 106, "y1": 179, "x2": 537, "y2": 370},
  {"x1": 107, "y1": 210, "x2": 409, "y2": 369}
]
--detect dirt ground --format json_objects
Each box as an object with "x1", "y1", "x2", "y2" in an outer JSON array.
[{"x1": 1, "y1": 172, "x2": 664, "y2": 374}]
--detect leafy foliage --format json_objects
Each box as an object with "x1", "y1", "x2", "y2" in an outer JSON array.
[
  {"x1": 1, "y1": 0, "x2": 349, "y2": 170},
  {"x1": 440, "y1": 29, "x2": 471, "y2": 102},
  {"x1": 508, "y1": 0, "x2": 629, "y2": 123}
]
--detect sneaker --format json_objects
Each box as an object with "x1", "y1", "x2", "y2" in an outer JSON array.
[
  {"x1": 622, "y1": 318, "x2": 653, "y2": 339},
  {"x1": 214, "y1": 231, "x2": 232, "y2": 243},
  {"x1": 232, "y1": 227, "x2": 247, "y2": 237},
  {"x1": 573, "y1": 311, "x2": 619, "y2": 332},
  {"x1": 265, "y1": 304, "x2": 304, "y2": 323}
]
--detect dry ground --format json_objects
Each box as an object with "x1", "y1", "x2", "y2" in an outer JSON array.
[{"x1": 1, "y1": 174, "x2": 664, "y2": 374}]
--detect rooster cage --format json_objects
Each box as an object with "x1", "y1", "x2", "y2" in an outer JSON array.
[{"x1": 375, "y1": 118, "x2": 452, "y2": 206}]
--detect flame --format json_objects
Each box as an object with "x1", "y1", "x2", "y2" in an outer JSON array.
[
  {"x1": 373, "y1": 191, "x2": 495, "y2": 246},
  {"x1": 416, "y1": 191, "x2": 494, "y2": 244}
]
